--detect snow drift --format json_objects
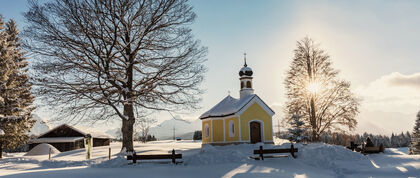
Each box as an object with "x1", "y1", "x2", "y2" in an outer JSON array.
[
  {"x1": 299, "y1": 143, "x2": 369, "y2": 168},
  {"x1": 24, "y1": 143, "x2": 60, "y2": 156},
  {"x1": 3, "y1": 140, "x2": 420, "y2": 178}
]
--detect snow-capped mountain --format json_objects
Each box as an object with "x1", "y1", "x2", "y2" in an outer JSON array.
[
  {"x1": 149, "y1": 117, "x2": 201, "y2": 140},
  {"x1": 103, "y1": 116, "x2": 201, "y2": 140},
  {"x1": 105, "y1": 127, "x2": 121, "y2": 139},
  {"x1": 29, "y1": 114, "x2": 52, "y2": 136}
]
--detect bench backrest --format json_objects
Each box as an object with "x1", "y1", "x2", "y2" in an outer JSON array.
[
  {"x1": 127, "y1": 154, "x2": 182, "y2": 160},
  {"x1": 363, "y1": 147, "x2": 380, "y2": 151},
  {"x1": 253, "y1": 148, "x2": 298, "y2": 154},
  {"x1": 127, "y1": 149, "x2": 182, "y2": 164},
  {"x1": 253, "y1": 145, "x2": 298, "y2": 159}
]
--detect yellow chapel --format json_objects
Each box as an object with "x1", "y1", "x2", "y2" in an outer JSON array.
[{"x1": 200, "y1": 56, "x2": 275, "y2": 145}]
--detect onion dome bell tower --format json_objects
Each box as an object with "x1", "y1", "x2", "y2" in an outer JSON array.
[{"x1": 239, "y1": 53, "x2": 254, "y2": 99}]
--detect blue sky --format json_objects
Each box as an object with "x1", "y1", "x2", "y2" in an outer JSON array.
[{"x1": 1, "y1": 0, "x2": 420, "y2": 135}]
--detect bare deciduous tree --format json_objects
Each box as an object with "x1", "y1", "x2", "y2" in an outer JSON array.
[
  {"x1": 284, "y1": 37, "x2": 359, "y2": 141},
  {"x1": 24, "y1": 0, "x2": 207, "y2": 152},
  {"x1": 135, "y1": 116, "x2": 156, "y2": 143}
]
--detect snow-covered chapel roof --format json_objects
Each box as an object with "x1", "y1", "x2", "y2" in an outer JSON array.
[{"x1": 199, "y1": 94, "x2": 274, "y2": 119}]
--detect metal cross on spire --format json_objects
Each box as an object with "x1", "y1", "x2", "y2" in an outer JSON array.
[{"x1": 243, "y1": 52, "x2": 247, "y2": 67}]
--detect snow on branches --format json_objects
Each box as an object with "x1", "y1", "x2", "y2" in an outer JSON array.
[{"x1": 0, "y1": 16, "x2": 35, "y2": 150}]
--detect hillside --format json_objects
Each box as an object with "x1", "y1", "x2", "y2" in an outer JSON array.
[
  {"x1": 149, "y1": 117, "x2": 201, "y2": 140},
  {"x1": 29, "y1": 114, "x2": 52, "y2": 136},
  {"x1": 162, "y1": 132, "x2": 195, "y2": 140}
]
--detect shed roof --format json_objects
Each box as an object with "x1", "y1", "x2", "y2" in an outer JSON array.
[
  {"x1": 28, "y1": 137, "x2": 84, "y2": 143},
  {"x1": 37, "y1": 124, "x2": 114, "y2": 139}
]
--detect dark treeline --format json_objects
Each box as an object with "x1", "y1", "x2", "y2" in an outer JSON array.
[
  {"x1": 136, "y1": 134, "x2": 157, "y2": 143},
  {"x1": 277, "y1": 131, "x2": 412, "y2": 148},
  {"x1": 193, "y1": 131, "x2": 202, "y2": 141}
]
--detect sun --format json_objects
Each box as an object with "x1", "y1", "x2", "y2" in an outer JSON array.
[{"x1": 307, "y1": 81, "x2": 322, "y2": 94}]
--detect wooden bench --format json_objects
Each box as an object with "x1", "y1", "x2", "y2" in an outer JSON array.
[
  {"x1": 362, "y1": 144, "x2": 384, "y2": 154},
  {"x1": 127, "y1": 149, "x2": 182, "y2": 164},
  {"x1": 251, "y1": 145, "x2": 298, "y2": 160}
]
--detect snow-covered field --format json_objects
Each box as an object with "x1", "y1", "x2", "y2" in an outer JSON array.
[{"x1": 1, "y1": 139, "x2": 420, "y2": 178}]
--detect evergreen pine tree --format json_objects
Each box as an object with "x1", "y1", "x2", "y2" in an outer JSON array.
[
  {"x1": 391, "y1": 133, "x2": 400, "y2": 148},
  {"x1": 406, "y1": 131, "x2": 411, "y2": 147},
  {"x1": 409, "y1": 111, "x2": 420, "y2": 154},
  {"x1": 0, "y1": 17, "x2": 35, "y2": 152},
  {"x1": 193, "y1": 130, "x2": 202, "y2": 140},
  {"x1": 399, "y1": 132, "x2": 407, "y2": 147},
  {"x1": 288, "y1": 114, "x2": 307, "y2": 142},
  {"x1": 0, "y1": 16, "x2": 11, "y2": 157}
]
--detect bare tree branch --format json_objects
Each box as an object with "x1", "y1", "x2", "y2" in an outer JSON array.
[
  {"x1": 284, "y1": 37, "x2": 360, "y2": 141},
  {"x1": 24, "y1": 0, "x2": 207, "y2": 152}
]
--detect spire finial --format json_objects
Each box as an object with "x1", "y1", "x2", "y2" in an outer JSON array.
[{"x1": 243, "y1": 52, "x2": 247, "y2": 67}]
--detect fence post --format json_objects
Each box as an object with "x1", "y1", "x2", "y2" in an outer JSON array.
[
  {"x1": 379, "y1": 144, "x2": 384, "y2": 153},
  {"x1": 108, "y1": 147, "x2": 111, "y2": 160},
  {"x1": 259, "y1": 146, "x2": 264, "y2": 160},
  {"x1": 132, "y1": 152, "x2": 137, "y2": 164},
  {"x1": 49, "y1": 148, "x2": 52, "y2": 160},
  {"x1": 291, "y1": 144, "x2": 295, "y2": 158},
  {"x1": 172, "y1": 149, "x2": 176, "y2": 164}
]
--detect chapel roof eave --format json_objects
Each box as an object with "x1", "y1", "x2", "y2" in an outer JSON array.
[
  {"x1": 199, "y1": 113, "x2": 236, "y2": 120},
  {"x1": 199, "y1": 94, "x2": 275, "y2": 120}
]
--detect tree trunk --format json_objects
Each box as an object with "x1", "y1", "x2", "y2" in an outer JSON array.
[
  {"x1": 310, "y1": 97, "x2": 318, "y2": 142},
  {"x1": 121, "y1": 104, "x2": 135, "y2": 152},
  {"x1": 122, "y1": 118, "x2": 134, "y2": 152},
  {"x1": 307, "y1": 53, "x2": 319, "y2": 142}
]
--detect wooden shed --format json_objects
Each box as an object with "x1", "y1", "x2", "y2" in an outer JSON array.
[{"x1": 28, "y1": 124, "x2": 113, "y2": 152}]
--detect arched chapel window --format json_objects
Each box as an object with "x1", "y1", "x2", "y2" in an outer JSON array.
[
  {"x1": 241, "y1": 82, "x2": 244, "y2": 89},
  {"x1": 229, "y1": 120, "x2": 235, "y2": 137},
  {"x1": 204, "y1": 124, "x2": 209, "y2": 138}
]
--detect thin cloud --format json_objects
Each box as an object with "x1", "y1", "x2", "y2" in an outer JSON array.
[
  {"x1": 356, "y1": 72, "x2": 420, "y2": 101},
  {"x1": 387, "y1": 72, "x2": 420, "y2": 89},
  {"x1": 355, "y1": 72, "x2": 420, "y2": 134}
]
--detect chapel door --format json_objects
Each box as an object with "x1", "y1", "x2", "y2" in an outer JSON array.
[{"x1": 250, "y1": 121, "x2": 262, "y2": 143}]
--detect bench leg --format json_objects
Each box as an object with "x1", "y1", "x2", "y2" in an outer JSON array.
[
  {"x1": 133, "y1": 153, "x2": 137, "y2": 164},
  {"x1": 291, "y1": 144, "x2": 295, "y2": 158},
  {"x1": 172, "y1": 149, "x2": 176, "y2": 164},
  {"x1": 259, "y1": 146, "x2": 264, "y2": 160}
]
